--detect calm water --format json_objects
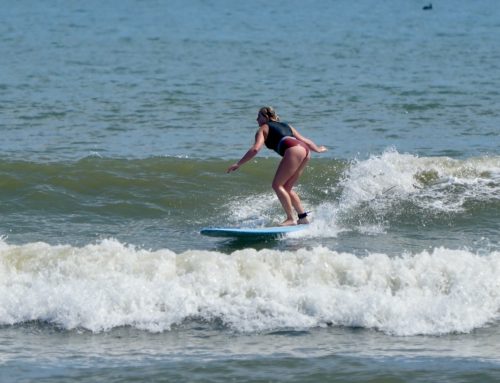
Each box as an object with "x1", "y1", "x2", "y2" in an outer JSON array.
[{"x1": 1, "y1": 0, "x2": 499, "y2": 382}]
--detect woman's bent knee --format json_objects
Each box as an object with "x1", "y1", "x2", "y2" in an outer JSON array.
[{"x1": 272, "y1": 181, "x2": 283, "y2": 192}]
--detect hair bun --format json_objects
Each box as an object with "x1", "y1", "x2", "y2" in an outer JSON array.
[{"x1": 259, "y1": 106, "x2": 279, "y2": 121}]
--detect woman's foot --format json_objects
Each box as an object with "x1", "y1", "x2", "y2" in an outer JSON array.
[
  {"x1": 297, "y1": 217, "x2": 309, "y2": 225},
  {"x1": 279, "y1": 218, "x2": 297, "y2": 226},
  {"x1": 297, "y1": 212, "x2": 309, "y2": 225}
]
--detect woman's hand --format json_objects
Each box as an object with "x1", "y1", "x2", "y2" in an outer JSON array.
[
  {"x1": 317, "y1": 146, "x2": 328, "y2": 153},
  {"x1": 227, "y1": 163, "x2": 240, "y2": 173}
]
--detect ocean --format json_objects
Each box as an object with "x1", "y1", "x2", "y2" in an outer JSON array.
[{"x1": 1, "y1": 0, "x2": 499, "y2": 381}]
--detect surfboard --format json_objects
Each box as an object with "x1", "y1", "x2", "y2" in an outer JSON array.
[{"x1": 200, "y1": 225, "x2": 308, "y2": 238}]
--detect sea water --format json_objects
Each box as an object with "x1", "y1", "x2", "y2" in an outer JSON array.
[{"x1": 1, "y1": 0, "x2": 499, "y2": 382}]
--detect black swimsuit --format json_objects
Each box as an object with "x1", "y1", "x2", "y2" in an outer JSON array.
[
  {"x1": 265, "y1": 121, "x2": 293, "y2": 156},
  {"x1": 265, "y1": 121, "x2": 309, "y2": 157}
]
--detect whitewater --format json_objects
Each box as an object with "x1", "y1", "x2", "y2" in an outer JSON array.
[{"x1": 2, "y1": 238, "x2": 499, "y2": 337}]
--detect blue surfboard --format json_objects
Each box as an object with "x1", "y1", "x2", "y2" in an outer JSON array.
[{"x1": 200, "y1": 225, "x2": 308, "y2": 238}]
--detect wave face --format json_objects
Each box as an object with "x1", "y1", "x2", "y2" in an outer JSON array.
[
  {"x1": 1, "y1": 239, "x2": 499, "y2": 336},
  {"x1": 0, "y1": 151, "x2": 498, "y2": 251},
  {"x1": 1, "y1": 151, "x2": 498, "y2": 222}
]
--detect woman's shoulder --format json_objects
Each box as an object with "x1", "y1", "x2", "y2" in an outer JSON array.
[{"x1": 257, "y1": 124, "x2": 269, "y2": 136}]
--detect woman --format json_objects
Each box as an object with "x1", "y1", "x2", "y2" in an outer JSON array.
[{"x1": 227, "y1": 106, "x2": 327, "y2": 226}]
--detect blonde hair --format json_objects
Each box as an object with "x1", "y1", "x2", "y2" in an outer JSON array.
[{"x1": 258, "y1": 106, "x2": 280, "y2": 121}]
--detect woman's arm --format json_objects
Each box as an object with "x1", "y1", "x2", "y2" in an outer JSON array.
[
  {"x1": 291, "y1": 127, "x2": 327, "y2": 153},
  {"x1": 227, "y1": 127, "x2": 266, "y2": 173}
]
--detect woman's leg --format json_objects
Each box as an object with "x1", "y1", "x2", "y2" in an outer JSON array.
[
  {"x1": 284, "y1": 153, "x2": 310, "y2": 223},
  {"x1": 272, "y1": 146, "x2": 308, "y2": 225}
]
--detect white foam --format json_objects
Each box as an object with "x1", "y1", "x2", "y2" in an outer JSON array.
[
  {"x1": 340, "y1": 150, "x2": 500, "y2": 213},
  {"x1": 225, "y1": 192, "x2": 278, "y2": 226},
  {"x1": 1, "y1": 239, "x2": 499, "y2": 335},
  {"x1": 309, "y1": 150, "x2": 500, "y2": 232}
]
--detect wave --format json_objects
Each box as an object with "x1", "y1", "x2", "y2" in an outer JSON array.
[
  {"x1": 1, "y1": 238, "x2": 499, "y2": 336},
  {"x1": 340, "y1": 149, "x2": 500, "y2": 213},
  {"x1": 320, "y1": 149, "x2": 500, "y2": 231},
  {"x1": 0, "y1": 150, "x2": 498, "y2": 243}
]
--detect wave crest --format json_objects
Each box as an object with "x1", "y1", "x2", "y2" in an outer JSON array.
[{"x1": 1, "y1": 239, "x2": 499, "y2": 335}]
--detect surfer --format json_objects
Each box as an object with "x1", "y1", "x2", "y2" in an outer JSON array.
[{"x1": 227, "y1": 106, "x2": 327, "y2": 226}]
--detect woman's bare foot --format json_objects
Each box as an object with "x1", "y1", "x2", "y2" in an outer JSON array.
[{"x1": 279, "y1": 218, "x2": 297, "y2": 226}]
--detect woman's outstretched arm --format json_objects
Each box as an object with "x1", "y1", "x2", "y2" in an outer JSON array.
[{"x1": 227, "y1": 127, "x2": 266, "y2": 173}]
